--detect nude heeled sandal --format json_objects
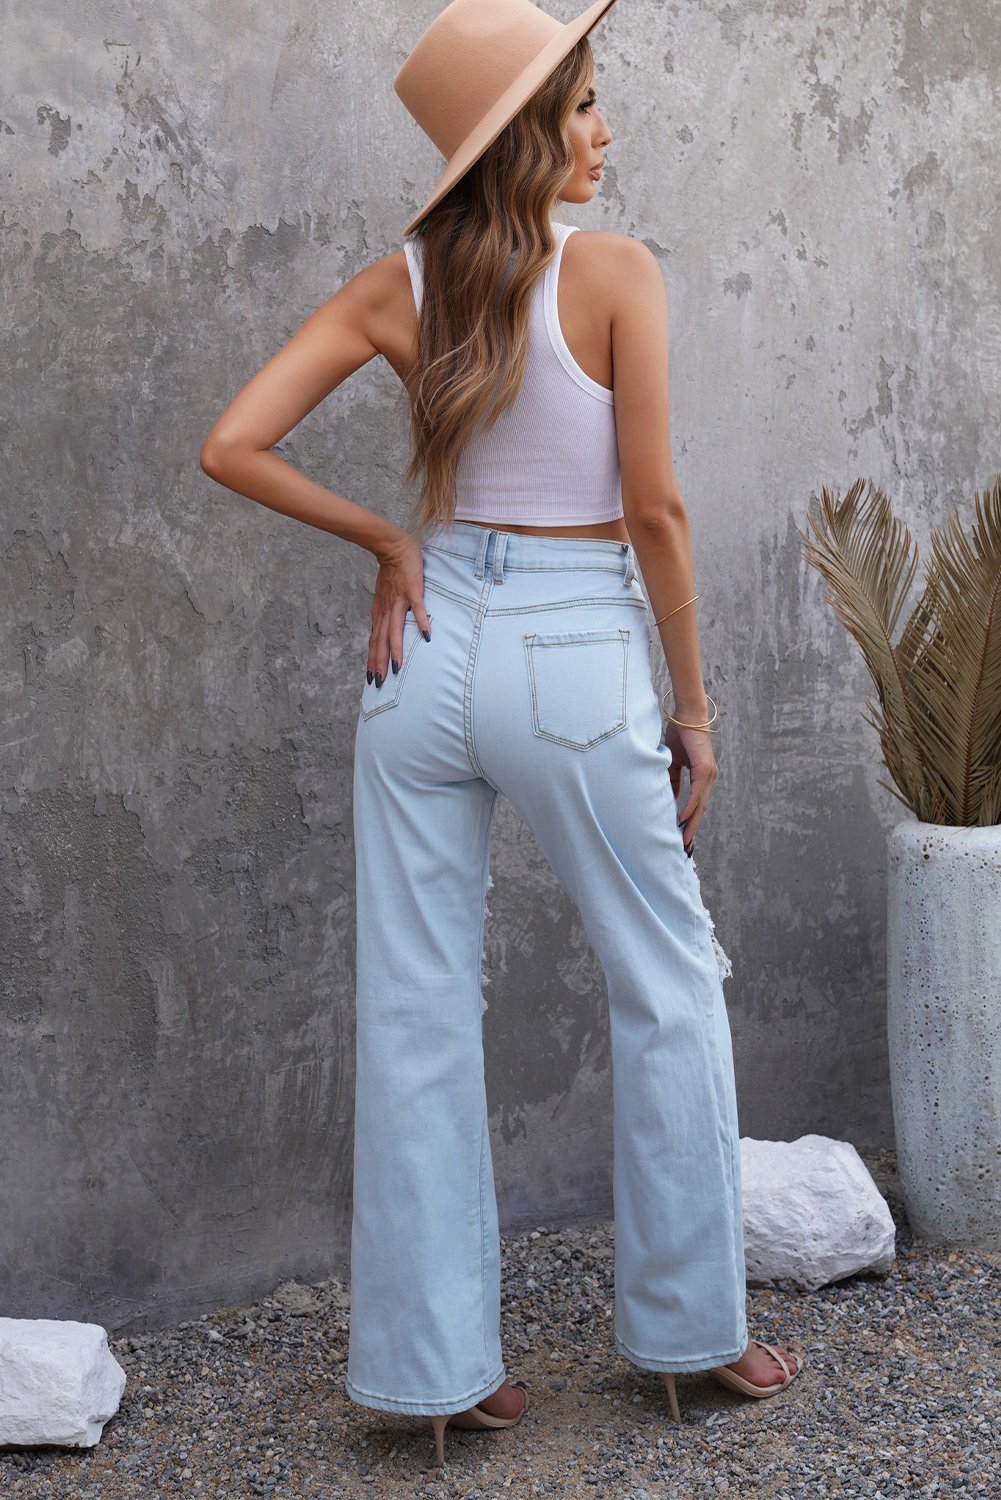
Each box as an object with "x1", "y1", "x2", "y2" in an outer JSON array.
[
  {"x1": 428, "y1": 1379, "x2": 531, "y2": 1467},
  {"x1": 660, "y1": 1340, "x2": 804, "y2": 1422}
]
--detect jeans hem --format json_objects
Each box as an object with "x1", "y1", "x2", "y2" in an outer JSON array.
[
  {"x1": 615, "y1": 1331, "x2": 749, "y2": 1374},
  {"x1": 344, "y1": 1365, "x2": 507, "y2": 1416}
]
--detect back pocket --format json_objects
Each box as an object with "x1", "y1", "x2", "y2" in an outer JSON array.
[
  {"x1": 524, "y1": 627, "x2": 629, "y2": 750},
  {"x1": 360, "y1": 610, "x2": 433, "y2": 720}
]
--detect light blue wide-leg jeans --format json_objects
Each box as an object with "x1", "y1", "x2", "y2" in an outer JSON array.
[{"x1": 346, "y1": 520, "x2": 748, "y2": 1415}]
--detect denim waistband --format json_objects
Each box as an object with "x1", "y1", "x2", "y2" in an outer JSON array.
[{"x1": 423, "y1": 519, "x2": 638, "y2": 586}]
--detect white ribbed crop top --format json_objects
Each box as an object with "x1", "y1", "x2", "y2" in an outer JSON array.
[{"x1": 402, "y1": 221, "x2": 623, "y2": 526}]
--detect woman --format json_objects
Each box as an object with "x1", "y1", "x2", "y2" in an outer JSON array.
[{"x1": 200, "y1": 0, "x2": 804, "y2": 1469}]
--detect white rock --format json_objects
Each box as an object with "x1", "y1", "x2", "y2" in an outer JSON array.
[
  {"x1": 0, "y1": 1319, "x2": 126, "y2": 1447},
  {"x1": 740, "y1": 1134, "x2": 896, "y2": 1290}
]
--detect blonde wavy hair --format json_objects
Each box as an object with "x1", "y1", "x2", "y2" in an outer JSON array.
[{"x1": 402, "y1": 38, "x2": 594, "y2": 539}]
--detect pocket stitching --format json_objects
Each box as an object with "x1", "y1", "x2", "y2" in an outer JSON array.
[{"x1": 524, "y1": 627, "x2": 629, "y2": 750}]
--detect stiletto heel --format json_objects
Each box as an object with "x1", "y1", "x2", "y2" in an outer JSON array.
[
  {"x1": 427, "y1": 1379, "x2": 530, "y2": 1467},
  {"x1": 429, "y1": 1413, "x2": 449, "y2": 1467},
  {"x1": 660, "y1": 1371, "x2": 681, "y2": 1423}
]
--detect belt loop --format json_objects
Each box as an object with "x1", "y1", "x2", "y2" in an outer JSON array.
[
  {"x1": 492, "y1": 530, "x2": 509, "y2": 582},
  {"x1": 473, "y1": 526, "x2": 492, "y2": 579},
  {"x1": 622, "y1": 543, "x2": 637, "y2": 587}
]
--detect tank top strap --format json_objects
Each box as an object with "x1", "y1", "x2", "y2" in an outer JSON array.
[
  {"x1": 403, "y1": 235, "x2": 424, "y2": 312},
  {"x1": 542, "y1": 222, "x2": 613, "y2": 404},
  {"x1": 546, "y1": 221, "x2": 578, "y2": 266},
  {"x1": 541, "y1": 221, "x2": 571, "y2": 345}
]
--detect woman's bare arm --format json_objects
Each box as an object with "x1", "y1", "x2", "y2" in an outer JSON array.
[
  {"x1": 610, "y1": 236, "x2": 717, "y2": 842},
  {"x1": 610, "y1": 236, "x2": 709, "y2": 718},
  {"x1": 199, "y1": 256, "x2": 411, "y2": 564}
]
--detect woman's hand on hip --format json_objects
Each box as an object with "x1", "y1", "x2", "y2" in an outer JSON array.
[
  {"x1": 665, "y1": 720, "x2": 718, "y2": 854},
  {"x1": 367, "y1": 534, "x2": 432, "y2": 686}
]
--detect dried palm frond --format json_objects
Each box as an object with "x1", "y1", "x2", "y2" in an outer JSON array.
[
  {"x1": 905, "y1": 482, "x2": 1001, "y2": 824},
  {"x1": 798, "y1": 475, "x2": 1001, "y2": 827},
  {"x1": 799, "y1": 478, "x2": 928, "y2": 817}
]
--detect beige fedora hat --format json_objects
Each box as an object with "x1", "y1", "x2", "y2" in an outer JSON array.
[{"x1": 394, "y1": 0, "x2": 620, "y2": 236}]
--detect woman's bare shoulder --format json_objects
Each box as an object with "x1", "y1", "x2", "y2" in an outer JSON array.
[
  {"x1": 344, "y1": 244, "x2": 410, "y2": 302},
  {"x1": 309, "y1": 247, "x2": 414, "y2": 348},
  {"x1": 561, "y1": 228, "x2": 665, "y2": 303},
  {"x1": 564, "y1": 227, "x2": 659, "y2": 260}
]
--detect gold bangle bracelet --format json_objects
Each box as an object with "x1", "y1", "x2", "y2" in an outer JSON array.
[
  {"x1": 652, "y1": 593, "x2": 700, "y2": 627},
  {"x1": 661, "y1": 690, "x2": 719, "y2": 732}
]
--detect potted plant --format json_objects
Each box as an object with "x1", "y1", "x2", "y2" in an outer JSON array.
[{"x1": 799, "y1": 475, "x2": 1001, "y2": 1250}]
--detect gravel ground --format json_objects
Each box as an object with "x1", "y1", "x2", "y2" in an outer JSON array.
[{"x1": 2, "y1": 1147, "x2": 998, "y2": 1499}]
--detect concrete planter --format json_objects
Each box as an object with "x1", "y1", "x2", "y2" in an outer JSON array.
[{"x1": 887, "y1": 819, "x2": 1001, "y2": 1249}]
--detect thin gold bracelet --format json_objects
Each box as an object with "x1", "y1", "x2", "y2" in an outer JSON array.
[
  {"x1": 661, "y1": 690, "x2": 719, "y2": 732},
  {"x1": 652, "y1": 593, "x2": 700, "y2": 627}
]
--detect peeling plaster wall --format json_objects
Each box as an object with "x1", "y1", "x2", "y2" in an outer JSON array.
[{"x1": 2, "y1": 2, "x2": 998, "y2": 1329}]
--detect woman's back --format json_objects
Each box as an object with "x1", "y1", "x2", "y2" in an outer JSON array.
[{"x1": 404, "y1": 223, "x2": 622, "y2": 527}]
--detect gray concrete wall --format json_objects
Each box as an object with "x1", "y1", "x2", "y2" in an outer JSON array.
[{"x1": 2, "y1": 1, "x2": 997, "y2": 1331}]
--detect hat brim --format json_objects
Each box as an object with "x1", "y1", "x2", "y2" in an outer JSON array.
[{"x1": 401, "y1": 0, "x2": 620, "y2": 237}]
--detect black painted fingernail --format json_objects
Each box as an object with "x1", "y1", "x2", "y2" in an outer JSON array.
[
  {"x1": 375, "y1": 672, "x2": 383, "y2": 688},
  {"x1": 422, "y1": 628, "x2": 431, "y2": 642},
  {"x1": 366, "y1": 669, "x2": 373, "y2": 684},
  {"x1": 685, "y1": 842, "x2": 694, "y2": 858},
  {"x1": 392, "y1": 657, "x2": 400, "y2": 674}
]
